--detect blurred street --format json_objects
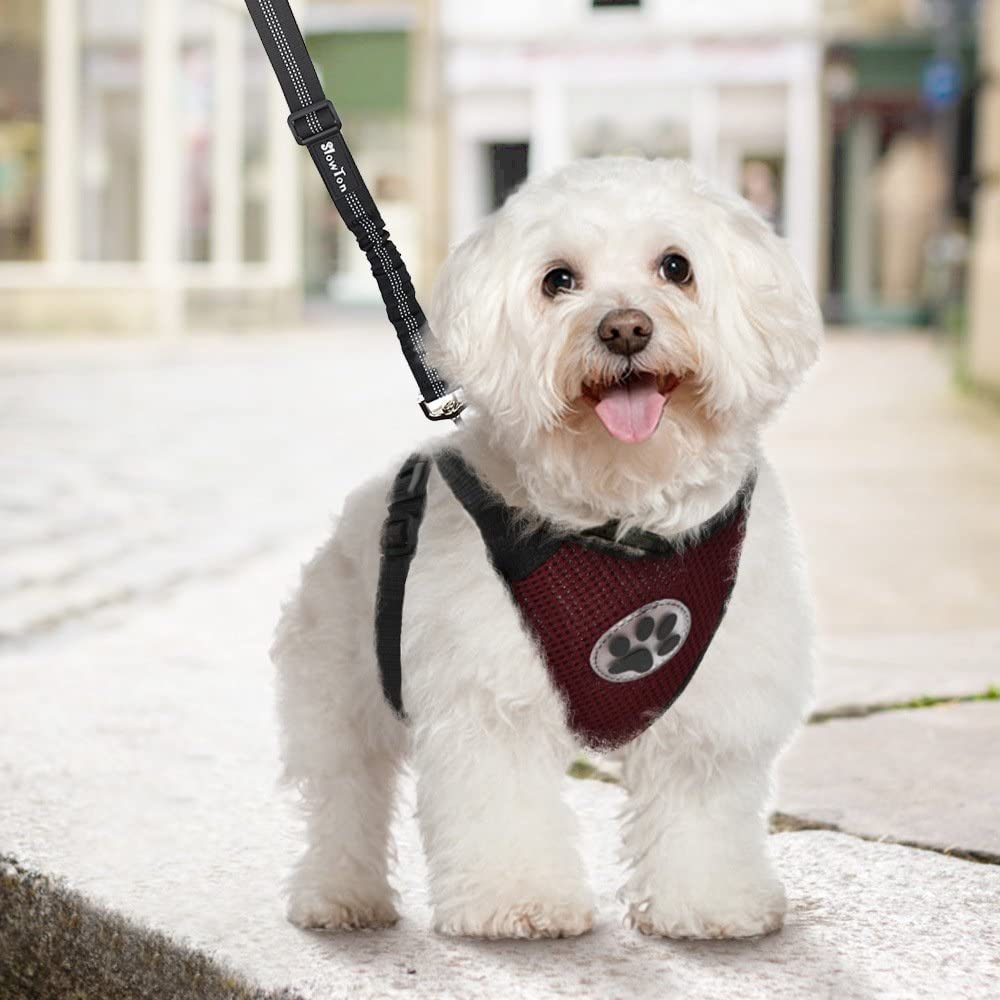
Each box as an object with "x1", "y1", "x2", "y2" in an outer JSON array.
[{"x1": 1, "y1": 321, "x2": 997, "y2": 998}]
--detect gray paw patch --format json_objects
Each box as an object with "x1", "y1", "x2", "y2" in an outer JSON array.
[{"x1": 590, "y1": 599, "x2": 691, "y2": 683}]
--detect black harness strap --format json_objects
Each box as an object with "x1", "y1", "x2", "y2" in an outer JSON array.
[
  {"x1": 375, "y1": 455, "x2": 431, "y2": 716},
  {"x1": 435, "y1": 449, "x2": 759, "y2": 575},
  {"x1": 434, "y1": 450, "x2": 564, "y2": 581},
  {"x1": 242, "y1": 0, "x2": 464, "y2": 422}
]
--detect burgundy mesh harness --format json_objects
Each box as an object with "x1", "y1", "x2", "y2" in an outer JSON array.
[{"x1": 376, "y1": 450, "x2": 755, "y2": 750}]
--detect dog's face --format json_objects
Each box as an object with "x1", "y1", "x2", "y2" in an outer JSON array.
[{"x1": 431, "y1": 157, "x2": 821, "y2": 469}]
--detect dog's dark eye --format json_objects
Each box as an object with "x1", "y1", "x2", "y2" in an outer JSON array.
[
  {"x1": 659, "y1": 253, "x2": 692, "y2": 285},
  {"x1": 542, "y1": 267, "x2": 577, "y2": 297}
]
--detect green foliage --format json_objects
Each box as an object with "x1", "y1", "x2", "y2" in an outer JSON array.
[
  {"x1": 896, "y1": 686, "x2": 999, "y2": 711},
  {"x1": 567, "y1": 758, "x2": 620, "y2": 784},
  {"x1": 812, "y1": 685, "x2": 1000, "y2": 723}
]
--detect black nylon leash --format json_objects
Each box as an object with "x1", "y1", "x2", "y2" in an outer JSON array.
[{"x1": 243, "y1": 0, "x2": 464, "y2": 422}]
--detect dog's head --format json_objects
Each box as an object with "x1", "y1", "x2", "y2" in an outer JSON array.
[{"x1": 429, "y1": 158, "x2": 821, "y2": 506}]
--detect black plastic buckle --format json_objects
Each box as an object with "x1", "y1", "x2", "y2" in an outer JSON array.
[
  {"x1": 287, "y1": 99, "x2": 342, "y2": 146},
  {"x1": 382, "y1": 513, "x2": 418, "y2": 558},
  {"x1": 389, "y1": 459, "x2": 430, "y2": 506}
]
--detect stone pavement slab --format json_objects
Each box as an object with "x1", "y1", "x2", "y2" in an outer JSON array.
[
  {"x1": 814, "y1": 630, "x2": 1000, "y2": 715},
  {"x1": 768, "y1": 333, "x2": 1000, "y2": 633},
  {"x1": 777, "y1": 701, "x2": 1000, "y2": 858},
  {"x1": 242, "y1": 826, "x2": 1000, "y2": 1000},
  {"x1": 0, "y1": 528, "x2": 997, "y2": 999}
]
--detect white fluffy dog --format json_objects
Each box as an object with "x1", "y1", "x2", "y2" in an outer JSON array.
[{"x1": 273, "y1": 157, "x2": 822, "y2": 940}]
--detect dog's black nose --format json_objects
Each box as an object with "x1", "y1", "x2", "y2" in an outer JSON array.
[{"x1": 597, "y1": 309, "x2": 653, "y2": 356}]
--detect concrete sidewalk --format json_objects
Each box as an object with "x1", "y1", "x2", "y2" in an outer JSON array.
[{"x1": 1, "y1": 326, "x2": 998, "y2": 998}]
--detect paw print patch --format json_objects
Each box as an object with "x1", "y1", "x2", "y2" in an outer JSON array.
[{"x1": 590, "y1": 599, "x2": 692, "y2": 683}]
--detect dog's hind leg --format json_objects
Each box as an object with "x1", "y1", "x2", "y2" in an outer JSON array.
[{"x1": 273, "y1": 536, "x2": 406, "y2": 931}]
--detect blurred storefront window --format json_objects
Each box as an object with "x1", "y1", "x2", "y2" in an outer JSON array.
[
  {"x1": 488, "y1": 143, "x2": 530, "y2": 211},
  {"x1": 824, "y1": 33, "x2": 977, "y2": 325},
  {"x1": 79, "y1": 0, "x2": 143, "y2": 262},
  {"x1": 242, "y1": 24, "x2": 270, "y2": 264},
  {"x1": 177, "y1": 0, "x2": 215, "y2": 265},
  {"x1": 179, "y1": 39, "x2": 215, "y2": 263},
  {"x1": 0, "y1": 0, "x2": 304, "y2": 332},
  {"x1": 0, "y1": 1, "x2": 44, "y2": 262}
]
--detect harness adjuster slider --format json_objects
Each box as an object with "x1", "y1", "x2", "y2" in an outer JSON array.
[
  {"x1": 287, "y1": 99, "x2": 342, "y2": 146},
  {"x1": 383, "y1": 459, "x2": 430, "y2": 557},
  {"x1": 382, "y1": 512, "x2": 419, "y2": 558},
  {"x1": 390, "y1": 459, "x2": 430, "y2": 505}
]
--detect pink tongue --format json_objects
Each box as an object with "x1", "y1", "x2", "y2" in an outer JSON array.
[{"x1": 594, "y1": 373, "x2": 666, "y2": 443}]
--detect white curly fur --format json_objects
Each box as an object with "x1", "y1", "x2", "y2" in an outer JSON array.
[{"x1": 273, "y1": 157, "x2": 822, "y2": 940}]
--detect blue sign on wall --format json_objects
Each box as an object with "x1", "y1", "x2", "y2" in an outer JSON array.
[{"x1": 922, "y1": 57, "x2": 962, "y2": 109}]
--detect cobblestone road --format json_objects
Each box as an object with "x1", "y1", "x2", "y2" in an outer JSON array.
[{"x1": 0, "y1": 327, "x2": 447, "y2": 642}]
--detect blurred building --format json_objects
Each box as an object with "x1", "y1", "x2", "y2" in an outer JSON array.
[
  {"x1": 439, "y1": 0, "x2": 825, "y2": 292},
  {"x1": 0, "y1": 0, "x2": 987, "y2": 334},
  {"x1": 0, "y1": 0, "x2": 315, "y2": 332},
  {"x1": 968, "y1": 0, "x2": 1000, "y2": 389},
  {"x1": 822, "y1": 0, "x2": 979, "y2": 325},
  {"x1": 0, "y1": 0, "x2": 828, "y2": 332},
  {"x1": 0, "y1": 0, "x2": 449, "y2": 332}
]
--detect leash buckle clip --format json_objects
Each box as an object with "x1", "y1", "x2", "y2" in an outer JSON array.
[{"x1": 420, "y1": 387, "x2": 466, "y2": 422}]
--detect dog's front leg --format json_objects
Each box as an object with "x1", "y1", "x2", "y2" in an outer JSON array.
[
  {"x1": 618, "y1": 737, "x2": 785, "y2": 939},
  {"x1": 409, "y1": 680, "x2": 594, "y2": 939}
]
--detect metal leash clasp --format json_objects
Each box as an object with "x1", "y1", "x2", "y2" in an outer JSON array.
[{"x1": 419, "y1": 388, "x2": 466, "y2": 422}]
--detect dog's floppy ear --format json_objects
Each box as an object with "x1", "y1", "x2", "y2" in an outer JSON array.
[
  {"x1": 702, "y1": 196, "x2": 823, "y2": 419},
  {"x1": 428, "y1": 218, "x2": 524, "y2": 419}
]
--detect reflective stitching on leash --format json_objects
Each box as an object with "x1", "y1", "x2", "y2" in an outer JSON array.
[
  {"x1": 257, "y1": 0, "x2": 321, "y2": 135},
  {"x1": 346, "y1": 191, "x2": 445, "y2": 395}
]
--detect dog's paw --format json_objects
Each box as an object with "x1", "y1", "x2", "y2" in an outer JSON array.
[
  {"x1": 287, "y1": 889, "x2": 399, "y2": 931},
  {"x1": 625, "y1": 879, "x2": 786, "y2": 940},
  {"x1": 435, "y1": 898, "x2": 594, "y2": 939}
]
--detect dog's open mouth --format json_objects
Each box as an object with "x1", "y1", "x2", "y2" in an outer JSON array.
[{"x1": 581, "y1": 371, "x2": 682, "y2": 444}]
